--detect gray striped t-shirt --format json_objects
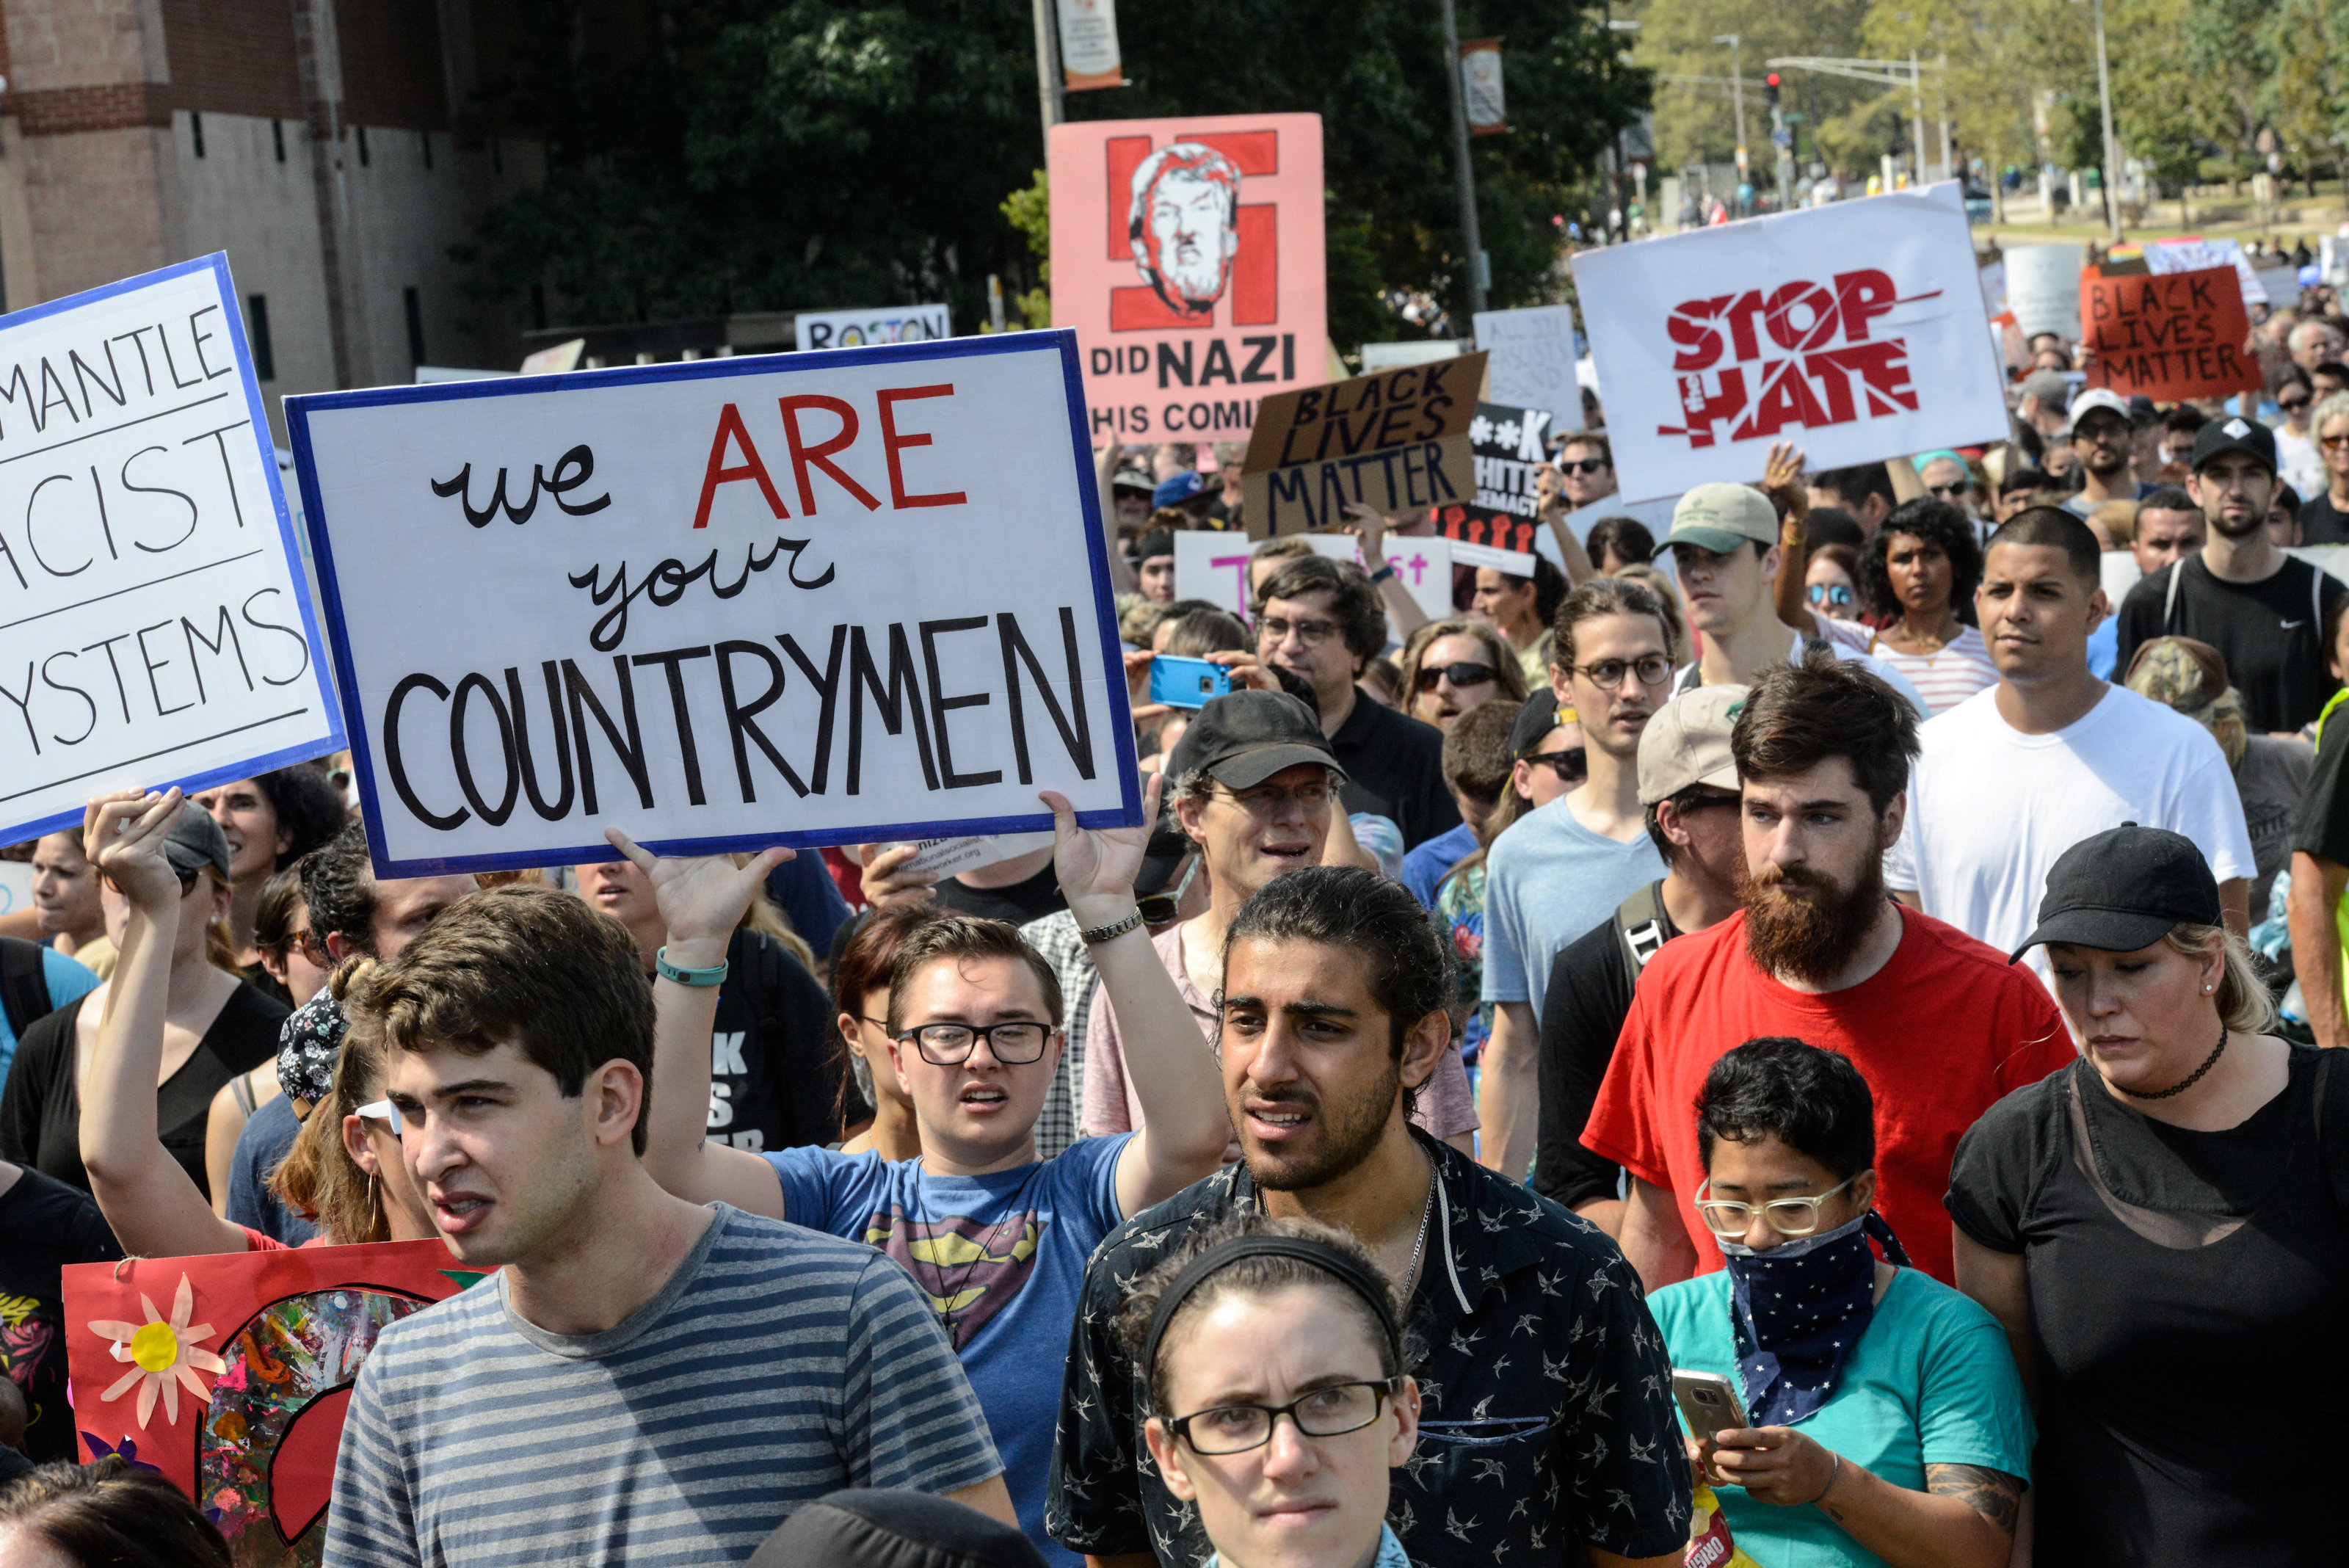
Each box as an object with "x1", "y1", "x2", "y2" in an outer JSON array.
[{"x1": 323, "y1": 1204, "x2": 1001, "y2": 1567}]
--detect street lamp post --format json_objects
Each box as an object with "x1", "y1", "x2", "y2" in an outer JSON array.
[
  {"x1": 2088, "y1": 0, "x2": 2123, "y2": 241},
  {"x1": 1715, "y1": 33, "x2": 1746, "y2": 208},
  {"x1": 1437, "y1": 0, "x2": 1487, "y2": 318}
]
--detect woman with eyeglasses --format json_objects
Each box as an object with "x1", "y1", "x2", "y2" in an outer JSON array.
[
  {"x1": 2300, "y1": 390, "x2": 2349, "y2": 545},
  {"x1": 1803, "y1": 544, "x2": 1864, "y2": 628},
  {"x1": 67, "y1": 788, "x2": 438, "y2": 1259},
  {"x1": 187, "y1": 766, "x2": 345, "y2": 1001},
  {"x1": 1117, "y1": 1213, "x2": 1420, "y2": 1568},
  {"x1": 201, "y1": 866, "x2": 332, "y2": 1213},
  {"x1": 0, "y1": 797, "x2": 288, "y2": 1207},
  {"x1": 829, "y1": 901, "x2": 945, "y2": 1164},
  {"x1": 1651, "y1": 1037, "x2": 2033, "y2": 1568},
  {"x1": 1949, "y1": 825, "x2": 2348, "y2": 1567},
  {"x1": 1856, "y1": 500, "x2": 1995, "y2": 716},
  {"x1": 1395, "y1": 620, "x2": 1529, "y2": 733}
]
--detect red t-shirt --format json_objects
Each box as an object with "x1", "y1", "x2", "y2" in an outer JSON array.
[{"x1": 1582, "y1": 906, "x2": 2074, "y2": 1283}]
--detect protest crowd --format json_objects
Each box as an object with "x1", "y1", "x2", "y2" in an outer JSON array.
[{"x1": 1, "y1": 105, "x2": 2348, "y2": 1568}]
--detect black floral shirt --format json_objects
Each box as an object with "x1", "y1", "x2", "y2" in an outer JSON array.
[{"x1": 1045, "y1": 1130, "x2": 1692, "y2": 1566}]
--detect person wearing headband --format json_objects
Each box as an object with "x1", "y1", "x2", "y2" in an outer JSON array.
[
  {"x1": 1119, "y1": 1214, "x2": 1419, "y2": 1568},
  {"x1": 1651, "y1": 1039, "x2": 2032, "y2": 1568},
  {"x1": 1948, "y1": 824, "x2": 2347, "y2": 1565}
]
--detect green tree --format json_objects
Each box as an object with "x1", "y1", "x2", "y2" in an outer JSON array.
[
  {"x1": 1633, "y1": 0, "x2": 1874, "y2": 173},
  {"x1": 462, "y1": 0, "x2": 1646, "y2": 346}
]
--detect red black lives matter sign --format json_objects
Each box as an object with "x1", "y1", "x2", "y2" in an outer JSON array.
[
  {"x1": 1048, "y1": 114, "x2": 1327, "y2": 446},
  {"x1": 1572, "y1": 184, "x2": 2008, "y2": 501},
  {"x1": 2080, "y1": 264, "x2": 2261, "y2": 404}
]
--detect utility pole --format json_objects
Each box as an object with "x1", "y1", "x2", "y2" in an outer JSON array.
[
  {"x1": 1029, "y1": 0, "x2": 1064, "y2": 148},
  {"x1": 1909, "y1": 51, "x2": 1925, "y2": 184},
  {"x1": 1937, "y1": 54, "x2": 1953, "y2": 183},
  {"x1": 1715, "y1": 33, "x2": 1746, "y2": 208},
  {"x1": 2088, "y1": 0, "x2": 2124, "y2": 241},
  {"x1": 1438, "y1": 0, "x2": 1488, "y2": 318}
]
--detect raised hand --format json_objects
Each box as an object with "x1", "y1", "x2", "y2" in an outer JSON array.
[
  {"x1": 1042, "y1": 772, "x2": 1161, "y2": 927},
  {"x1": 1760, "y1": 441, "x2": 1809, "y2": 523},
  {"x1": 1342, "y1": 500, "x2": 1389, "y2": 564},
  {"x1": 84, "y1": 787, "x2": 186, "y2": 915},
  {"x1": 603, "y1": 828, "x2": 788, "y2": 952}
]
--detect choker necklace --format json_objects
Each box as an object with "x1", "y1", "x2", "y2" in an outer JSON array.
[{"x1": 2116, "y1": 1020, "x2": 2229, "y2": 1100}]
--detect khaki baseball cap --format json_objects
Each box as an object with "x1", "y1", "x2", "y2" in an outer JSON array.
[
  {"x1": 1636, "y1": 683, "x2": 1747, "y2": 805},
  {"x1": 1666, "y1": 483, "x2": 1780, "y2": 555}
]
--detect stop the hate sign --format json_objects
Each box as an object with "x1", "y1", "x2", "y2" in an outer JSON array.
[{"x1": 1050, "y1": 113, "x2": 1327, "y2": 448}]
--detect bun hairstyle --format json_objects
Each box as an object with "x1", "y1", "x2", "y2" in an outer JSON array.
[{"x1": 1115, "y1": 1211, "x2": 1415, "y2": 1417}]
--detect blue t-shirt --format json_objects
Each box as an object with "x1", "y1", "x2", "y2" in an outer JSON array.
[
  {"x1": 224, "y1": 1092, "x2": 319, "y2": 1246},
  {"x1": 1649, "y1": 1267, "x2": 2035, "y2": 1568},
  {"x1": 0, "y1": 949, "x2": 100, "y2": 1088},
  {"x1": 1479, "y1": 798, "x2": 1665, "y2": 1015},
  {"x1": 1401, "y1": 820, "x2": 1479, "y2": 910},
  {"x1": 768, "y1": 1134, "x2": 1133, "y2": 1568}
]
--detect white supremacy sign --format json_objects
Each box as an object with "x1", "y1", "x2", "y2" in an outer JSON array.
[
  {"x1": 1572, "y1": 183, "x2": 2008, "y2": 502},
  {"x1": 0, "y1": 255, "x2": 341, "y2": 843},
  {"x1": 289, "y1": 330, "x2": 1139, "y2": 876}
]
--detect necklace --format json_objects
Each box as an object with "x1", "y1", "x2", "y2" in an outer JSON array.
[
  {"x1": 1399, "y1": 1154, "x2": 1437, "y2": 1296},
  {"x1": 910, "y1": 1161, "x2": 1045, "y2": 1345},
  {"x1": 2116, "y1": 1020, "x2": 2229, "y2": 1100}
]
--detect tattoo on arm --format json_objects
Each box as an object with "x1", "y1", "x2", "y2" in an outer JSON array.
[{"x1": 1926, "y1": 1462, "x2": 2024, "y2": 1536}]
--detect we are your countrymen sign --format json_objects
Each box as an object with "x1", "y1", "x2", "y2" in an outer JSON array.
[
  {"x1": 1573, "y1": 181, "x2": 2008, "y2": 502},
  {"x1": 0, "y1": 255, "x2": 341, "y2": 843},
  {"x1": 290, "y1": 329, "x2": 1139, "y2": 876}
]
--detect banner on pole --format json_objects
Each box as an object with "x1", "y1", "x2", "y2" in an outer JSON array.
[
  {"x1": 289, "y1": 329, "x2": 1139, "y2": 877},
  {"x1": 63, "y1": 1241, "x2": 479, "y2": 1566},
  {"x1": 0, "y1": 254, "x2": 342, "y2": 845},
  {"x1": 794, "y1": 305, "x2": 951, "y2": 351},
  {"x1": 1049, "y1": 114, "x2": 1327, "y2": 447},
  {"x1": 1462, "y1": 40, "x2": 1507, "y2": 135},
  {"x1": 2080, "y1": 265, "x2": 2262, "y2": 404},
  {"x1": 1056, "y1": 0, "x2": 1125, "y2": 90},
  {"x1": 1571, "y1": 183, "x2": 2009, "y2": 502},
  {"x1": 1239, "y1": 353, "x2": 1486, "y2": 538}
]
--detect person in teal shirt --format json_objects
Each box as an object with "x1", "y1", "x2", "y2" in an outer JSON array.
[{"x1": 1649, "y1": 1038, "x2": 2033, "y2": 1568}]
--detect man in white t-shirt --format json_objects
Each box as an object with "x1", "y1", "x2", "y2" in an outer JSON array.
[
  {"x1": 1887, "y1": 507, "x2": 2255, "y2": 982},
  {"x1": 1663, "y1": 482, "x2": 1931, "y2": 717}
]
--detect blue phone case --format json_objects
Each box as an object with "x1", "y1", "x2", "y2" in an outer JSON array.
[{"x1": 1150, "y1": 656, "x2": 1232, "y2": 710}]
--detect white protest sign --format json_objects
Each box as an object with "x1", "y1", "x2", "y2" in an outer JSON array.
[
  {"x1": 1572, "y1": 183, "x2": 2008, "y2": 504},
  {"x1": 1171, "y1": 530, "x2": 1452, "y2": 621},
  {"x1": 2001, "y1": 244, "x2": 2083, "y2": 338},
  {"x1": 289, "y1": 329, "x2": 1139, "y2": 876},
  {"x1": 0, "y1": 255, "x2": 341, "y2": 843},
  {"x1": 2254, "y1": 265, "x2": 2301, "y2": 312},
  {"x1": 1473, "y1": 305, "x2": 1583, "y2": 432},
  {"x1": 2143, "y1": 237, "x2": 2265, "y2": 308},
  {"x1": 795, "y1": 305, "x2": 953, "y2": 351},
  {"x1": 899, "y1": 830, "x2": 1055, "y2": 879}
]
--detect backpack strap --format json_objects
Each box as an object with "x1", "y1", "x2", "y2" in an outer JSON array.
[
  {"x1": 0, "y1": 939, "x2": 50, "y2": 1042},
  {"x1": 1612, "y1": 881, "x2": 1672, "y2": 974},
  {"x1": 2163, "y1": 559, "x2": 2184, "y2": 631}
]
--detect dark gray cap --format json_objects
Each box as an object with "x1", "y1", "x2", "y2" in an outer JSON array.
[
  {"x1": 2009, "y1": 823, "x2": 2220, "y2": 962},
  {"x1": 747, "y1": 1489, "x2": 1046, "y2": 1568},
  {"x1": 1166, "y1": 690, "x2": 1343, "y2": 791},
  {"x1": 166, "y1": 802, "x2": 233, "y2": 882}
]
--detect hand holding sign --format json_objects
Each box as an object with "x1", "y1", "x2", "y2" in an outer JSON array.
[
  {"x1": 605, "y1": 825, "x2": 790, "y2": 960},
  {"x1": 1044, "y1": 771, "x2": 1163, "y2": 930},
  {"x1": 84, "y1": 785, "x2": 186, "y2": 916}
]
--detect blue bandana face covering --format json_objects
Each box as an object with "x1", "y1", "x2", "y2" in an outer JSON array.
[{"x1": 1721, "y1": 1209, "x2": 1911, "y2": 1428}]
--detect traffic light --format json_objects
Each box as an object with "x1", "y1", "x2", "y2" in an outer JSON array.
[{"x1": 1764, "y1": 72, "x2": 1782, "y2": 107}]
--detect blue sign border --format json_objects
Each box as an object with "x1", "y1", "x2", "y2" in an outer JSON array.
[
  {"x1": 0, "y1": 252, "x2": 345, "y2": 847},
  {"x1": 286, "y1": 326, "x2": 1141, "y2": 877}
]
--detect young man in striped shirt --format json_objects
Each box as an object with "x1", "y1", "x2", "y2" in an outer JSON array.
[{"x1": 323, "y1": 884, "x2": 1009, "y2": 1568}]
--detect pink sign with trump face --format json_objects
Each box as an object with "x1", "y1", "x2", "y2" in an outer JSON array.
[{"x1": 1049, "y1": 113, "x2": 1326, "y2": 449}]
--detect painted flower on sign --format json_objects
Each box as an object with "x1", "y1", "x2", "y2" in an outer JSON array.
[{"x1": 88, "y1": 1274, "x2": 224, "y2": 1429}]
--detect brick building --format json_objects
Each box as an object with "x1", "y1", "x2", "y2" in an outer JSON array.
[{"x1": 0, "y1": 0, "x2": 542, "y2": 442}]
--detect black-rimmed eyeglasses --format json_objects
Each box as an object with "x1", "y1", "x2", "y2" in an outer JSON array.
[
  {"x1": 1166, "y1": 1379, "x2": 1401, "y2": 1455},
  {"x1": 895, "y1": 1021, "x2": 1054, "y2": 1066}
]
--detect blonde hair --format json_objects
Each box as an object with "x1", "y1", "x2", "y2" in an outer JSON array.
[
  {"x1": 731, "y1": 854, "x2": 818, "y2": 974},
  {"x1": 2164, "y1": 922, "x2": 2276, "y2": 1034},
  {"x1": 270, "y1": 957, "x2": 387, "y2": 1244}
]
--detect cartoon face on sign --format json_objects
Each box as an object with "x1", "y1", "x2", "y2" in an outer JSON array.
[{"x1": 1130, "y1": 143, "x2": 1242, "y2": 318}]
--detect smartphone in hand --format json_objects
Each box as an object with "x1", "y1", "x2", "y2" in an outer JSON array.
[{"x1": 1149, "y1": 656, "x2": 1233, "y2": 710}]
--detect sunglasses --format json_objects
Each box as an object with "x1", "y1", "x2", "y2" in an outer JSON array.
[
  {"x1": 1137, "y1": 852, "x2": 1202, "y2": 925},
  {"x1": 1413, "y1": 661, "x2": 1497, "y2": 692},
  {"x1": 2279, "y1": 397, "x2": 2312, "y2": 413},
  {"x1": 1525, "y1": 747, "x2": 1589, "y2": 779},
  {"x1": 1558, "y1": 458, "x2": 1609, "y2": 476},
  {"x1": 2323, "y1": 434, "x2": 2349, "y2": 450},
  {"x1": 1807, "y1": 582, "x2": 1855, "y2": 610},
  {"x1": 1924, "y1": 480, "x2": 1969, "y2": 499},
  {"x1": 356, "y1": 1099, "x2": 405, "y2": 1136}
]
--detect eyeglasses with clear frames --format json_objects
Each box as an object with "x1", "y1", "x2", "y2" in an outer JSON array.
[
  {"x1": 1166, "y1": 1379, "x2": 1402, "y2": 1455},
  {"x1": 1693, "y1": 1176, "x2": 1857, "y2": 1238},
  {"x1": 1569, "y1": 655, "x2": 1673, "y2": 691},
  {"x1": 1258, "y1": 616, "x2": 1341, "y2": 647}
]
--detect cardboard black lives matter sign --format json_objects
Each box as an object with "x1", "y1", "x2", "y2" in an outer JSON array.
[
  {"x1": 2081, "y1": 264, "x2": 2262, "y2": 404},
  {"x1": 1434, "y1": 401, "x2": 1550, "y2": 555},
  {"x1": 1240, "y1": 352, "x2": 1485, "y2": 537}
]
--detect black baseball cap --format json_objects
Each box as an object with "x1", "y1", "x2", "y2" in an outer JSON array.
[
  {"x1": 166, "y1": 802, "x2": 233, "y2": 882},
  {"x1": 1166, "y1": 690, "x2": 1343, "y2": 790},
  {"x1": 2009, "y1": 823, "x2": 2220, "y2": 962},
  {"x1": 2189, "y1": 415, "x2": 2277, "y2": 476},
  {"x1": 1508, "y1": 689, "x2": 1572, "y2": 760},
  {"x1": 749, "y1": 1488, "x2": 1045, "y2": 1568}
]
